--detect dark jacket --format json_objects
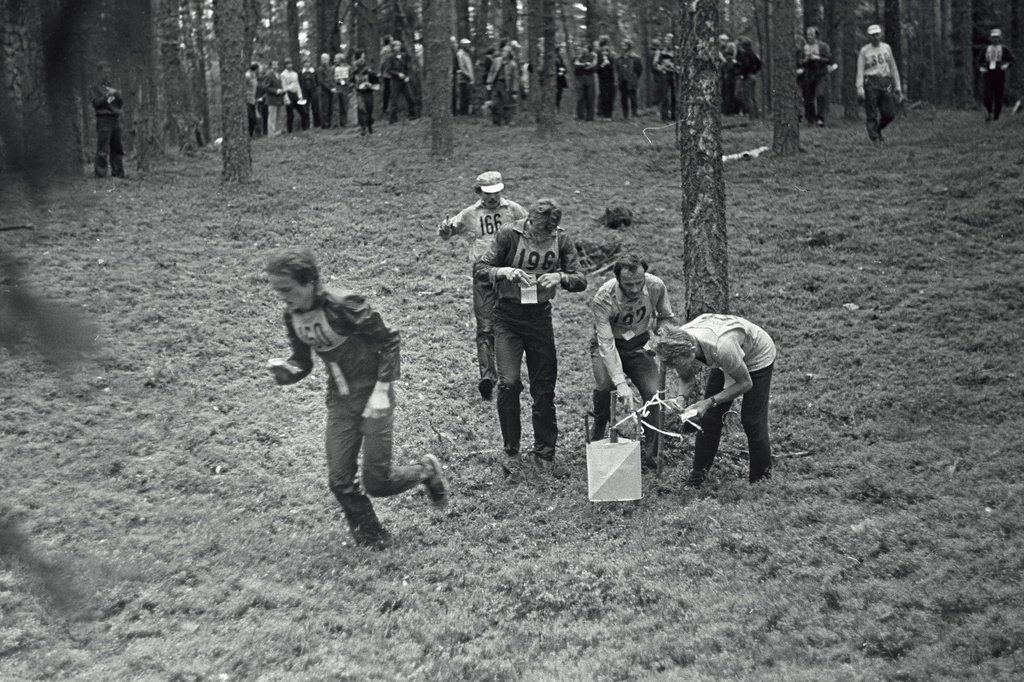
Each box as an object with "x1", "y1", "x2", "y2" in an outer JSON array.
[
  {"x1": 262, "y1": 70, "x2": 284, "y2": 105},
  {"x1": 92, "y1": 80, "x2": 123, "y2": 117},
  {"x1": 574, "y1": 51, "x2": 597, "y2": 79},
  {"x1": 735, "y1": 48, "x2": 762, "y2": 78},
  {"x1": 278, "y1": 287, "x2": 401, "y2": 394},
  {"x1": 797, "y1": 41, "x2": 832, "y2": 82},
  {"x1": 617, "y1": 52, "x2": 643, "y2": 89},
  {"x1": 474, "y1": 220, "x2": 587, "y2": 306}
]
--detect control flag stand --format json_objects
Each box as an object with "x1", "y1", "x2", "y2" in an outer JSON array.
[{"x1": 585, "y1": 390, "x2": 642, "y2": 502}]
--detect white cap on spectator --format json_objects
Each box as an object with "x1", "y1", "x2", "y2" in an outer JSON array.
[
  {"x1": 867, "y1": 24, "x2": 882, "y2": 35},
  {"x1": 476, "y1": 171, "x2": 504, "y2": 193}
]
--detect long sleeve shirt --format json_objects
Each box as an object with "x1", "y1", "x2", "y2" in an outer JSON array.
[
  {"x1": 317, "y1": 64, "x2": 335, "y2": 92},
  {"x1": 280, "y1": 68, "x2": 301, "y2": 95},
  {"x1": 978, "y1": 45, "x2": 1015, "y2": 72},
  {"x1": 856, "y1": 42, "x2": 901, "y2": 95},
  {"x1": 457, "y1": 49, "x2": 474, "y2": 82},
  {"x1": 617, "y1": 53, "x2": 643, "y2": 89},
  {"x1": 440, "y1": 197, "x2": 529, "y2": 262},
  {"x1": 592, "y1": 273, "x2": 674, "y2": 388},
  {"x1": 92, "y1": 79, "x2": 123, "y2": 117},
  {"x1": 277, "y1": 287, "x2": 401, "y2": 395},
  {"x1": 474, "y1": 220, "x2": 587, "y2": 306}
]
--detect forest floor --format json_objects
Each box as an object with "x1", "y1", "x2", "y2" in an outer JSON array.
[{"x1": 2, "y1": 104, "x2": 1023, "y2": 681}]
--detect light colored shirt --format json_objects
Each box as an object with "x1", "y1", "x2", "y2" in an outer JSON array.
[
  {"x1": 457, "y1": 49, "x2": 474, "y2": 81},
  {"x1": 856, "y1": 42, "x2": 901, "y2": 95},
  {"x1": 280, "y1": 68, "x2": 301, "y2": 94},
  {"x1": 592, "y1": 273, "x2": 674, "y2": 388},
  {"x1": 442, "y1": 197, "x2": 528, "y2": 262},
  {"x1": 333, "y1": 64, "x2": 351, "y2": 85},
  {"x1": 682, "y1": 313, "x2": 776, "y2": 388}
]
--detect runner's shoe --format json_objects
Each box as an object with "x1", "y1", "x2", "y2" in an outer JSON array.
[{"x1": 422, "y1": 455, "x2": 450, "y2": 509}]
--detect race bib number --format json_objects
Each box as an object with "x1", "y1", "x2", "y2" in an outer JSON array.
[
  {"x1": 291, "y1": 308, "x2": 347, "y2": 351},
  {"x1": 478, "y1": 213, "x2": 502, "y2": 236},
  {"x1": 513, "y1": 235, "x2": 558, "y2": 275}
]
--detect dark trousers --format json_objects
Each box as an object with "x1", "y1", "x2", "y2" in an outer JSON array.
[
  {"x1": 382, "y1": 78, "x2": 391, "y2": 113},
  {"x1": 576, "y1": 77, "x2": 595, "y2": 120},
  {"x1": 863, "y1": 76, "x2": 896, "y2": 140},
  {"x1": 285, "y1": 92, "x2": 309, "y2": 132},
  {"x1": 388, "y1": 80, "x2": 413, "y2": 123},
  {"x1": 259, "y1": 102, "x2": 269, "y2": 135},
  {"x1": 320, "y1": 88, "x2": 334, "y2": 128},
  {"x1": 736, "y1": 76, "x2": 758, "y2": 119},
  {"x1": 247, "y1": 104, "x2": 258, "y2": 136},
  {"x1": 94, "y1": 116, "x2": 124, "y2": 178},
  {"x1": 589, "y1": 339, "x2": 661, "y2": 462},
  {"x1": 801, "y1": 76, "x2": 824, "y2": 122},
  {"x1": 357, "y1": 90, "x2": 374, "y2": 132},
  {"x1": 693, "y1": 364, "x2": 774, "y2": 483},
  {"x1": 619, "y1": 85, "x2": 638, "y2": 119},
  {"x1": 598, "y1": 79, "x2": 615, "y2": 118},
  {"x1": 335, "y1": 89, "x2": 349, "y2": 127},
  {"x1": 457, "y1": 79, "x2": 472, "y2": 115},
  {"x1": 983, "y1": 70, "x2": 1006, "y2": 120},
  {"x1": 660, "y1": 79, "x2": 677, "y2": 121},
  {"x1": 325, "y1": 385, "x2": 427, "y2": 543},
  {"x1": 556, "y1": 80, "x2": 567, "y2": 110},
  {"x1": 473, "y1": 278, "x2": 498, "y2": 384},
  {"x1": 491, "y1": 80, "x2": 515, "y2": 125},
  {"x1": 307, "y1": 91, "x2": 322, "y2": 128},
  {"x1": 493, "y1": 301, "x2": 558, "y2": 460}
]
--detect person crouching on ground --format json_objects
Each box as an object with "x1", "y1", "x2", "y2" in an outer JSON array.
[
  {"x1": 589, "y1": 254, "x2": 675, "y2": 470},
  {"x1": 657, "y1": 314, "x2": 776, "y2": 488},
  {"x1": 265, "y1": 247, "x2": 449, "y2": 548}
]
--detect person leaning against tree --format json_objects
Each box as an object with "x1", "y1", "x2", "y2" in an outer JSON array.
[
  {"x1": 264, "y1": 247, "x2": 450, "y2": 549},
  {"x1": 658, "y1": 314, "x2": 777, "y2": 489},
  {"x1": 474, "y1": 200, "x2": 587, "y2": 464},
  {"x1": 856, "y1": 24, "x2": 902, "y2": 144},
  {"x1": 92, "y1": 60, "x2": 124, "y2": 178}
]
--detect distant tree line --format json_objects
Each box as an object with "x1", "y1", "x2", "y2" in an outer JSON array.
[{"x1": 0, "y1": 0, "x2": 1020, "y2": 175}]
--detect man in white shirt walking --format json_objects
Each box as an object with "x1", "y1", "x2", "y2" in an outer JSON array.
[{"x1": 856, "y1": 24, "x2": 902, "y2": 143}]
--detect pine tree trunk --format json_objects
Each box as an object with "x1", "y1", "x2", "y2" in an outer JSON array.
[
  {"x1": 532, "y1": 0, "x2": 556, "y2": 134},
  {"x1": 42, "y1": 0, "x2": 84, "y2": 174},
  {"x1": 190, "y1": 0, "x2": 212, "y2": 144},
  {"x1": 771, "y1": 0, "x2": 799, "y2": 155},
  {"x1": 424, "y1": 0, "x2": 453, "y2": 158},
  {"x1": 950, "y1": 0, "x2": 973, "y2": 106},
  {"x1": 503, "y1": 0, "x2": 518, "y2": 42},
  {"x1": 884, "y1": 0, "x2": 903, "y2": 97},
  {"x1": 213, "y1": 0, "x2": 252, "y2": 182},
  {"x1": 638, "y1": 0, "x2": 652, "y2": 107},
  {"x1": 839, "y1": 0, "x2": 860, "y2": 119},
  {"x1": 475, "y1": 0, "x2": 490, "y2": 46},
  {"x1": 679, "y1": 0, "x2": 727, "y2": 318},
  {"x1": 804, "y1": 0, "x2": 819, "y2": 29},
  {"x1": 1013, "y1": 0, "x2": 1023, "y2": 103},
  {"x1": 286, "y1": 0, "x2": 301, "y2": 67},
  {"x1": 456, "y1": 0, "x2": 470, "y2": 40}
]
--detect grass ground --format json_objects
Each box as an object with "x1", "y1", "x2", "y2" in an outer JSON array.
[{"x1": 1, "y1": 105, "x2": 1023, "y2": 681}]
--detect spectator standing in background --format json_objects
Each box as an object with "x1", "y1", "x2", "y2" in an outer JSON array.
[
  {"x1": 797, "y1": 27, "x2": 833, "y2": 126},
  {"x1": 246, "y1": 62, "x2": 261, "y2": 137},
  {"x1": 333, "y1": 53, "x2": 351, "y2": 128},
  {"x1": 262, "y1": 59, "x2": 285, "y2": 137},
  {"x1": 978, "y1": 28, "x2": 1014, "y2": 122},
  {"x1": 734, "y1": 37, "x2": 761, "y2": 119},
  {"x1": 317, "y1": 53, "x2": 335, "y2": 128},
  {"x1": 351, "y1": 52, "x2": 380, "y2": 135},
  {"x1": 856, "y1": 24, "x2": 902, "y2": 143},
  {"x1": 280, "y1": 59, "x2": 306, "y2": 133},
  {"x1": 456, "y1": 38, "x2": 474, "y2": 115},
  {"x1": 300, "y1": 59, "x2": 320, "y2": 129},
  {"x1": 555, "y1": 46, "x2": 569, "y2": 111},
  {"x1": 92, "y1": 60, "x2": 124, "y2": 178},
  {"x1": 595, "y1": 37, "x2": 617, "y2": 121},
  {"x1": 617, "y1": 40, "x2": 643, "y2": 120},
  {"x1": 574, "y1": 41, "x2": 597, "y2": 121}
]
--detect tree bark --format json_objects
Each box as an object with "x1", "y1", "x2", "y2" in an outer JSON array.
[
  {"x1": 286, "y1": 0, "x2": 301, "y2": 67},
  {"x1": 884, "y1": 0, "x2": 903, "y2": 96},
  {"x1": 838, "y1": 0, "x2": 859, "y2": 118},
  {"x1": 950, "y1": 0, "x2": 973, "y2": 106},
  {"x1": 503, "y1": 0, "x2": 518, "y2": 42},
  {"x1": 771, "y1": 0, "x2": 799, "y2": 155},
  {"x1": 474, "y1": 0, "x2": 490, "y2": 48},
  {"x1": 455, "y1": 0, "x2": 470, "y2": 40},
  {"x1": 803, "y1": 0, "x2": 820, "y2": 29},
  {"x1": 1013, "y1": 0, "x2": 1023, "y2": 100},
  {"x1": 189, "y1": 0, "x2": 212, "y2": 144},
  {"x1": 213, "y1": 0, "x2": 252, "y2": 182},
  {"x1": 679, "y1": 0, "x2": 727, "y2": 318},
  {"x1": 424, "y1": 0, "x2": 453, "y2": 158},
  {"x1": 531, "y1": 0, "x2": 556, "y2": 133}
]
